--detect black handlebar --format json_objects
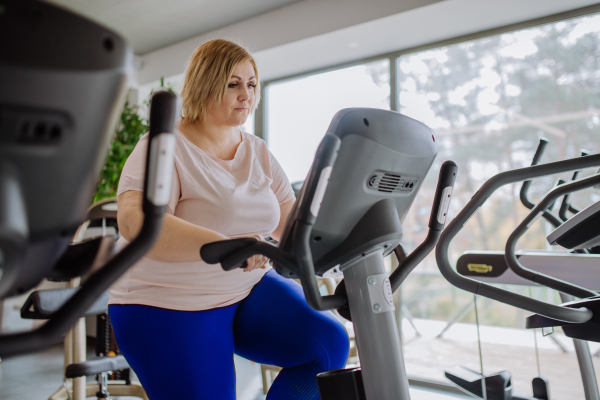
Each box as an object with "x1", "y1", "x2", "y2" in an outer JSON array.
[
  {"x1": 390, "y1": 161, "x2": 457, "y2": 291},
  {"x1": 519, "y1": 137, "x2": 548, "y2": 209},
  {"x1": 295, "y1": 134, "x2": 341, "y2": 226},
  {"x1": 558, "y1": 150, "x2": 590, "y2": 222},
  {"x1": 519, "y1": 138, "x2": 562, "y2": 228},
  {"x1": 506, "y1": 173, "x2": 600, "y2": 299}
]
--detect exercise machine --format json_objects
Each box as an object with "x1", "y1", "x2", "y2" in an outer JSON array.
[
  {"x1": 202, "y1": 107, "x2": 458, "y2": 400},
  {"x1": 18, "y1": 199, "x2": 149, "y2": 399},
  {"x1": 436, "y1": 141, "x2": 600, "y2": 399},
  {"x1": 444, "y1": 138, "x2": 600, "y2": 399},
  {"x1": 0, "y1": 0, "x2": 177, "y2": 357}
]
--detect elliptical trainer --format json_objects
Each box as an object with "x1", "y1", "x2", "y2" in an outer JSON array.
[{"x1": 202, "y1": 108, "x2": 458, "y2": 400}]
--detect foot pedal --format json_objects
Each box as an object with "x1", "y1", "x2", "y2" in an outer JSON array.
[
  {"x1": 445, "y1": 366, "x2": 512, "y2": 400},
  {"x1": 532, "y1": 376, "x2": 550, "y2": 400}
]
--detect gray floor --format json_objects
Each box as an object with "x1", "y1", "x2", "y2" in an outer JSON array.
[
  {"x1": 0, "y1": 344, "x2": 266, "y2": 400},
  {"x1": 0, "y1": 343, "x2": 467, "y2": 400},
  {"x1": 0, "y1": 344, "x2": 67, "y2": 400}
]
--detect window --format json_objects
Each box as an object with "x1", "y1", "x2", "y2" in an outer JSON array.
[
  {"x1": 398, "y1": 13, "x2": 600, "y2": 399},
  {"x1": 266, "y1": 59, "x2": 390, "y2": 183}
]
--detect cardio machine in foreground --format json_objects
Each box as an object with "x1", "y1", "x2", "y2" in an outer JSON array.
[
  {"x1": 0, "y1": 0, "x2": 177, "y2": 357},
  {"x1": 202, "y1": 108, "x2": 458, "y2": 400}
]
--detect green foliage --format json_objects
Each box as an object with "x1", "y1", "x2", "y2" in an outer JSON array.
[
  {"x1": 92, "y1": 78, "x2": 178, "y2": 203},
  {"x1": 92, "y1": 95, "x2": 148, "y2": 203}
]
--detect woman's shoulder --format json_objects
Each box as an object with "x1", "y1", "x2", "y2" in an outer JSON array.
[
  {"x1": 241, "y1": 131, "x2": 272, "y2": 161},
  {"x1": 241, "y1": 130, "x2": 266, "y2": 146}
]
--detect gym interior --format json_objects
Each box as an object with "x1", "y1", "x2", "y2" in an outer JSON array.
[{"x1": 1, "y1": 0, "x2": 600, "y2": 399}]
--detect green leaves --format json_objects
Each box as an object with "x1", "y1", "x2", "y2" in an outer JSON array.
[
  {"x1": 92, "y1": 79, "x2": 178, "y2": 204},
  {"x1": 92, "y1": 94, "x2": 148, "y2": 203}
]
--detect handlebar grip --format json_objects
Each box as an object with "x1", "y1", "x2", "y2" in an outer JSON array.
[
  {"x1": 296, "y1": 134, "x2": 341, "y2": 225},
  {"x1": 200, "y1": 238, "x2": 257, "y2": 271},
  {"x1": 148, "y1": 91, "x2": 178, "y2": 139},
  {"x1": 429, "y1": 161, "x2": 458, "y2": 231},
  {"x1": 531, "y1": 138, "x2": 550, "y2": 166},
  {"x1": 520, "y1": 138, "x2": 549, "y2": 210},
  {"x1": 143, "y1": 91, "x2": 177, "y2": 215}
]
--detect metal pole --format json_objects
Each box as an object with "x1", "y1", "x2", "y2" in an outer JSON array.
[
  {"x1": 402, "y1": 305, "x2": 422, "y2": 337},
  {"x1": 437, "y1": 302, "x2": 474, "y2": 338},
  {"x1": 560, "y1": 293, "x2": 600, "y2": 400},
  {"x1": 344, "y1": 251, "x2": 411, "y2": 400}
]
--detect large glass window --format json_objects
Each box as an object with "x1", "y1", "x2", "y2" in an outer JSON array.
[
  {"x1": 398, "y1": 13, "x2": 600, "y2": 399},
  {"x1": 266, "y1": 59, "x2": 390, "y2": 183}
]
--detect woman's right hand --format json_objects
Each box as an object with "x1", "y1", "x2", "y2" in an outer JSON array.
[{"x1": 242, "y1": 235, "x2": 269, "y2": 272}]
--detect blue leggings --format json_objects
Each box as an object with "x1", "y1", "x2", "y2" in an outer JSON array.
[{"x1": 109, "y1": 270, "x2": 349, "y2": 400}]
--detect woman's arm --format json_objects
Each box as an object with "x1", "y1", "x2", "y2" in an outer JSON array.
[
  {"x1": 118, "y1": 191, "x2": 268, "y2": 270},
  {"x1": 118, "y1": 191, "x2": 228, "y2": 263},
  {"x1": 269, "y1": 199, "x2": 295, "y2": 242}
]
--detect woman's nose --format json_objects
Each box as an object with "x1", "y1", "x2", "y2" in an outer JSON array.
[{"x1": 239, "y1": 86, "x2": 251, "y2": 101}]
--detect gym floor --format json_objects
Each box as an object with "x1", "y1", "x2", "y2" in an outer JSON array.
[
  {"x1": 0, "y1": 342, "x2": 469, "y2": 400},
  {"x1": 0, "y1": 343, "x2": 267, "y2": 400}
]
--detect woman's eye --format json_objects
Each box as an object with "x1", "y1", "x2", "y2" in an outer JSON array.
[
  {"x1": 248, "y1": 83, "x2": 256, "y2": 88},
  {"x1": 228, "y1": 83, "x2": 237, "y2": 88}
]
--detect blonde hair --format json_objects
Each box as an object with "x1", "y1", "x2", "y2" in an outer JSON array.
[{"x1": 180, "y1": 39, "x2": 260, "y2": 125}]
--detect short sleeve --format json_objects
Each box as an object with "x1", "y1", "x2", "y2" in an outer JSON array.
[
  {"x1": 268, "y1": 150, "x2": 295, "y2": 206},
  {"x1": 117, "y1": 133, "x2": 181, "y2": 214}
]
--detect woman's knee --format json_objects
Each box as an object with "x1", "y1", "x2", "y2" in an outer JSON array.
[{"x1": 311, "y1": 313, "x2": 350, "y2": 370}]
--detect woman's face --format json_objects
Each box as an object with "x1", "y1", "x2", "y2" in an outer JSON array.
[{"x1": 207, "y1": 60, "x2": 256, "y2": 127}]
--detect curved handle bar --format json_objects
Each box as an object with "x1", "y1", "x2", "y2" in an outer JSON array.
[
  {"x1": 390, "y1": 161, "x2": 457, "y2": 291},
  {"x1": 436, "y1": 153, "x2": 600, "y2": 324},
  {"x1": 200, "y1": 238, "x2": 254, "y2": 270},
  {"x1": 559, "y1": 150, "x2": 590, "y2": 221},
  {"x1": 201, "y1": 239, "x2": 295, "y2": 271},
  {"x1": 519, "y1": 138, "x2": 562, "y2": 228},
  {"x1": 143, "y1": 91, "x2": 179, "y2": 217},
  {"x1": 295, "y1": 134, "x2": 341, "y2": 226},
  {"x1": 519, "y1": 138, "x2": 548, "y2": 209},
  {"x1": 506, "y1": 173, "x2": 600, "y2": 299},
  {"x1": 201, "y1": 236, "x2": 346, "y2": 310}
]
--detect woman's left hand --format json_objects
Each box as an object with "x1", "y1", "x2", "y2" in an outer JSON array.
[{"x1": 242, "y1": 235, "x2": 269, "y2": 272}]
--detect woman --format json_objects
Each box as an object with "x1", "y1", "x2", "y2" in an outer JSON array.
[{"x1": 108, "y1": 39, "x2": 349, "y2": 400}]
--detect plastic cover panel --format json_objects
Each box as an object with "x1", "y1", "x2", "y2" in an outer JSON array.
[{"x1": 310, "y1": 109, "x2": 437, "y2": 266}]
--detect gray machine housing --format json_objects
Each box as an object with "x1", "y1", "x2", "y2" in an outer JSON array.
[
  {"x1": 0, "y1": 0, "x2": 130, "y2": 298},
  {"x1": 548, "y1": 200, "x2": 600, "y2": 250},
  {"x1": 306, "y1": 108, "x2": 438, "y2": 274}
]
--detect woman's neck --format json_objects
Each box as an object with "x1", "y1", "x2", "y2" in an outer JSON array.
[{"x1": 179, "y1": 118, "x2": 242, "y2": 160}]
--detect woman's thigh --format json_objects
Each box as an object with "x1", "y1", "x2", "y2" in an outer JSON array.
[
  {"x1": 233, "y1": 270, "x2": 349, "y2": 370},
  {"x1": 109, "y1": 304, "x2": 238, "y2": 400}
]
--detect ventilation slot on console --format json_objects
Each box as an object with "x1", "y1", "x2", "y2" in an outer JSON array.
[
  {"x1": 367, "y1": 172, "x2": 417, "y2": 194},
  {"x1": 19, "y1": 120, "x2": 63, "y2": 143},
  {"x1": 0, "y1": 105, "x2": 67, "y2": 145}
]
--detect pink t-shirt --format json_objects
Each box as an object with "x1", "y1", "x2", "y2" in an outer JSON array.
[{"x1": 108, "y1": 130, "x2": 295, "y2": 311}]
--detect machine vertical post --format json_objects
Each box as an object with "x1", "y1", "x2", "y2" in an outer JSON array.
[
  {"x1": 560, "y1": 293, "x2": 600, "y2": 400},
  {"x1": 344, "y1": 252, "x2": 411, "y2": 400}
]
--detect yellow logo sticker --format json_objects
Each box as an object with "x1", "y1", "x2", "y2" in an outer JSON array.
[{"x1": 467, "y1": 263, "x2": 493, "y2": 273}]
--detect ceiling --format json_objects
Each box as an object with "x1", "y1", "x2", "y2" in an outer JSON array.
[
  {"x1": 44, "y1": 0, "x2": 302, "y2": 54},
  {"x1": 136, "y1": 0, "x2": 600, "y2": 85}
]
